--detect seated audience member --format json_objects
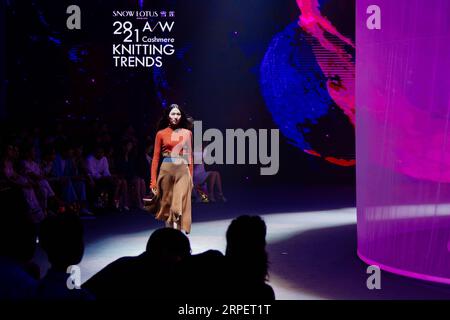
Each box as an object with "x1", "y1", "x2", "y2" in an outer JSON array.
[
  {"x1": 85, "y1": 146, "x2": 112, "y2": 181},
  {"x1": 21, "y1": 145, "x2": 58, "y2": 213},
  {"x1": 1, "y1": 144, "x2": 44, "y2": 223},
  {"x1": 193, "y1": 147, "x2": 226, "y2": 203},
  {"x1": 53, "y1": 145, "x2": 91, "y2": 215},
  {"x1": 176, "y1": 249, "x2": 227, "y2": 300},
  {"x1": 73, "y1": 143, "x2": 91, "y2": 189},
  {"x1": 86, "y1": 145, "x2": 125, "y2": 210},
  {"x1": 176, "y1": 216, "x2": 274, "y2": 301},
  {"x1": 37, "y1": 214, "x2": 94, "y2": 300},
  {"x1": 0, "y1": 189, "x2": 39, "y2": 299},
  {"x1": 135, "y1": 139, "x2": 153, "y2": 195},
  {"x1": 116, "y1": 140, "x2": 148, "y2": 210},
  {"x1": 82, "y1": 228, "x2": 191, "y2": 300},
  {"x1": 40, "y1": 147, "x2": 57, "y2": 183},
  {"x1": 72, "y1": 143, "x2": 86, "y2": 172},
  {"x1": 224, "y1": 215, "x2": 275, "y2": 300}
]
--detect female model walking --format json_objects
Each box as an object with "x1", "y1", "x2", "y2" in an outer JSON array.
[{"x1": 150, "y1": 104, "x2": 193, "y2": 234}]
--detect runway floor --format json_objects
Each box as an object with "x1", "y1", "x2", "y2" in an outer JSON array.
[{"x1": 33, "y1": 185, "x2": 450, "y2": 299}]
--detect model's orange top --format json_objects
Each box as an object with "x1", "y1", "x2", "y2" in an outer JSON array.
[{"x1": 151, "y1": 127, "x2": 193, "y2": 188}]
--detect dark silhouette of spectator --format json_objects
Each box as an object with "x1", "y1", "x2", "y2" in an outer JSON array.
[
  {"x1": 0, "y1": 188, "x2": 39, "y2": 299},
  {"x1": 82, "y1": 228, "x2": 191, "y2": 300},
  {"x1": 176, "y1": 249, "x2": 227, "y2": 301},
  {"x1": 175, "y1": 216, "x2": 275, "y2": 301},
  {"x1": 224, "y1": 215, "x2": 275, "y2": 300},
  {"x1": 37, "y1": 214, "x2": 94, "y2": 300},
  {"x1": 115, "y1": 140, "x2": 141, "y2": 210}
]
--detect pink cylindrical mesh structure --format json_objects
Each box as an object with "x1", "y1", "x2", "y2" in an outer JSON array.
[{"x1": 357, "y1": 0, "x2": 450, "y2": 283}]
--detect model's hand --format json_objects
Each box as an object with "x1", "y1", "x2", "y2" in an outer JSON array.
[{"x1": 151, "y1": 187, "x2": 158, "y2": 196}]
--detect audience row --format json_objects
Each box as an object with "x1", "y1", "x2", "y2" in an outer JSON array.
[
  {"x1": 1, "y1": 123, "x2": 154, "y2": 222},
  {"x1": 0, "y1": 189, "x2": 274, "y2": 300}
]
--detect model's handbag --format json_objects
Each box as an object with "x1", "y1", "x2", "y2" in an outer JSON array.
[{"x1": 143, "y1": 191, "x2": 160, "y2": 215}]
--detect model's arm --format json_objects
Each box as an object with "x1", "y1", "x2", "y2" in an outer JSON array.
[{"x1": 150, "y1": 131, "x2": 162, "y2": 189}]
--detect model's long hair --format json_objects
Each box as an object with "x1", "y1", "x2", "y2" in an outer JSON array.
[{"x1": 156, "y1": 104, "x2": 190, "y2": 131}]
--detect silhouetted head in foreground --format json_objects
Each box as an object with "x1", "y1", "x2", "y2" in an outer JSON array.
[
  {"x1": 0, "y1": 188, "x2": 36, "y2": 263},
  {"x1": 39, "y1": 214, "x2": 84, "y2": 271},
  {"x1": 146, "y1": 228, "x2": 191, "y2": 264},
  {"x1": 225, "y1": 215, "x2": 269, "y2": 282}
]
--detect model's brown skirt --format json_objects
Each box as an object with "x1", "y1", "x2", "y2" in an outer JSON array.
[{"x1": 154, "y1": 161, "x2": 192, "y2": 233}]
